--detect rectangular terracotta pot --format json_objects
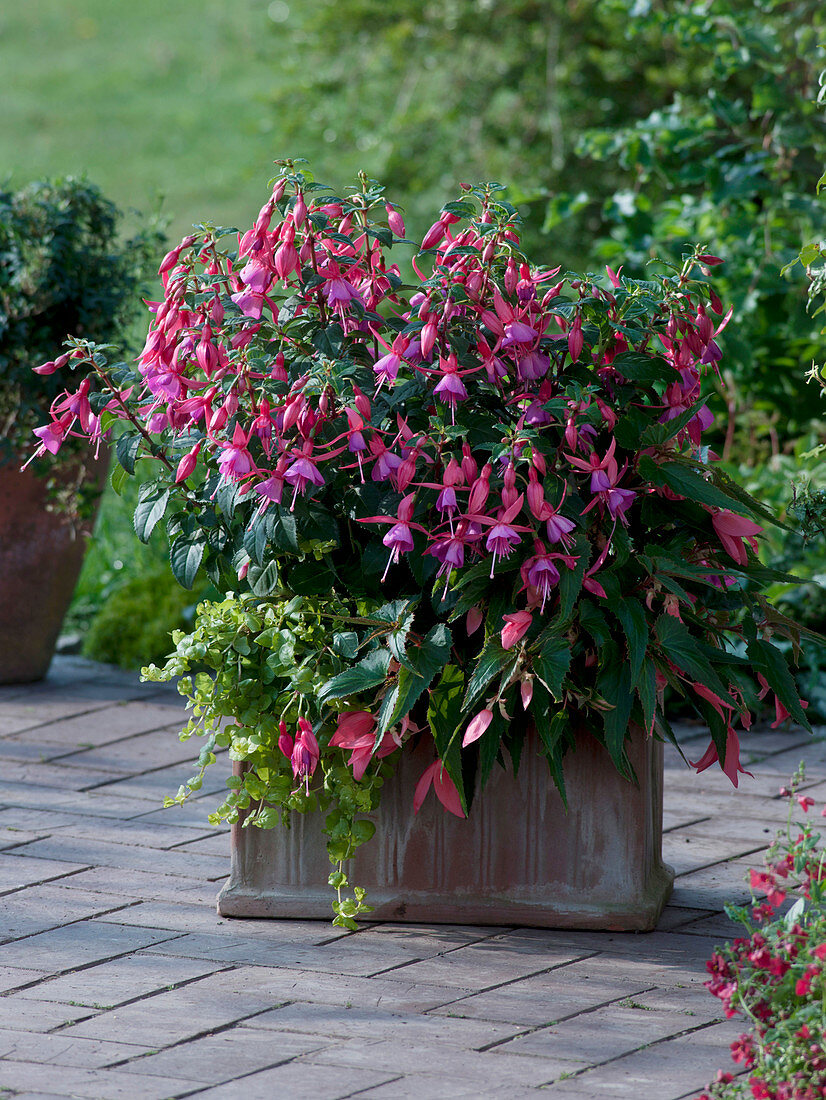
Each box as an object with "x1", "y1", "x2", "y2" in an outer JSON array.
[{"x1": 217, "y1": 729, "x2": 674, "y2": 930}]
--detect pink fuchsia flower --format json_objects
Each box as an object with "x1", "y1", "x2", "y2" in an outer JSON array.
[
  {"x1": 711, "y1": 510, "x2": 763, "y2": 566},
  {"x1": 284, "y1": 452, "x2": 325, "y2": 509},
  {"x1": 30, "y1": 413, "x2": 72, "y2": 458},
  {"x1": 216, "y1": 422, "x2": 255, "y2": 481},
  {"x1": 501, "y1": 610, "x2": 533, "y2": 650},
  {"x1": 413, "y1": 759, "x2": 465, "y2": 818},
  {"x1": 278, "y1": 718, "x2": 320, "y2": 787}
]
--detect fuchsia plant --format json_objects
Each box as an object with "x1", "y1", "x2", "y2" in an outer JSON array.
[{"x1": 31, "y1": 162, "x2": 812, "y2": 923}]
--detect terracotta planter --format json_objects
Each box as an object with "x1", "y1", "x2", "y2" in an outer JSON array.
[
  {"x1": 0, "y1": 457, "x2": 106, "y2": 684},
  {"x1": 217, "y1": 728, "x2": 674, "y2": 931}
]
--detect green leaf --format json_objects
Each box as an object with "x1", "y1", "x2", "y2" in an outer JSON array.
[
  {"x1": 133, "y1": 486, "x2": 170, "y2": 543},
  {"x1": 271, "y1": 510, "x2": 300, "y2": 554},
  {"x1": 332, "y1": 632, "x2": 359, "y2": 659},
  {"x1": 427, "y1": 663, "x2": 466, "y2": 808},
  {"x1": 612, "y1": 351, "x2": 678, "y2": 384},
  {"x1": 312, "y1": 323, "x2": 345, "y2": 358},
  {"x1": 654, "y1": 615, "x2": 730, "y2": 699},
  {"x1": 639, "y1": 400, "x2": 709, "y2": 447},
  {"x1": 558, "y1": 534, "x2": 591, "y2": 621},
  {"x1": 533, "y1": 636, "x2": 571, "y2": 701},
  {"x1": 636, "y1": 656, "x2": 657, "y2": 737},
  {"x1": 639, "y1": 455, "x2": 750, "y2": 515},
  {"x1": 378, "y1": 623, "x2": 453, "y2": 735},
  {"x1": 532, "y1": 704, "x2": 570, "y2": 805},
  {"x1": 170, "y1": 537, "x2": 205, "y2": 590},
  {"x1": 578, "y1": 600, "x2": 611, "y2": 646},
  {"x1": 746, "y1": 639, "x2": 811, "y2": 730},
  {"x1": 597, "y1": 643, "x2": 634, "y2": 771},
  {"x1": 319, "y1": 648, "x2": 391, "y2": 703},
  {"x1": 110, "y1": 463, "x2": 130, "y2": 495},
  {"x1": 614, "y1": 597, "x2": 649, "y2": 684},
  {"x1": 463, "y1": 639, "x2": 515, "y2": 711},
  {"x1": 116, "y1": 431, "x2": 141, "y2": 475}
]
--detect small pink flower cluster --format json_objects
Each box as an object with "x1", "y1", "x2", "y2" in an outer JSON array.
[{"x1": 698, "y1": 779, "x2": 826, "y2": 1100}]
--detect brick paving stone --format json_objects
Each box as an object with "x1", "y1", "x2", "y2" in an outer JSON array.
[
  {"x1": 0, "y1": 968, "x2": 49, "y2": 994},
  {"x1": 2, "y1": 702, "x2": 188, "y2": 753},
  {"x1": 22, "y1": 953, "x2": 225, "y2": 1008},
  {"x1": 189, "y1": 964, "x2": 463, "y2": 1013},
  {"x1": 0, "y1": 853, "x2": 88, "y2": 893},
  {"x1": 23, "y1": 815, "x2": 220, "y2": 852},
  {"x1": 0, "y1": 1031, "x2": 153, "y2": 1068},
  {"x1": 654, "y1": 905, "x2": 717, "y2": 931},
  {"x1": 303, "y1": 1036, "x2": 573, "y2": 1087},
  {"x1": 0, "y1": 763, "x2": 125, "y2": 791},
  {"x1": 0, "y1": 1060, "x2": 195, "y2": 1100},
  {"x1": 661, "y1": 831, "x2": 768, "y2": 876},
  {"x1": 164, "y1": 831, "x2": 231, "y2": 858},
  {"x1": 54, "y1": 728, "x2": 203, "y2": 774},
  {"x1": 0, "y1": 828, "x2": 47, "y2": 850},
  {"x1": 61, "y1": 979, "x2": 292, "y2": 1048},
  {"x1": 376, "y1": 939, "x2": 594, "y2": 991},
  {"x1": 245, "y1": 1001, "x2": 523, "y2": 1047},
  {"x1": 670, "y1": 857, "x2": 755, "y2": 910},
  {"x1": 60, "y1": 868, "x2": 224, "y2": 906},
  {"x1": 0, "y1": 884, "x2": 140, "y2": 943},
  {"x1": 114, "y1": 1026, "x2": 329, "y2": 1083},
  {"x1": 537, "y1": 1018, "x2": 746, "y2": 1098},
  {"x1": 0, "y1": 920, "x2": 179, "y2": 972},
  {"x1": 98, "y1": 900, "x2": 292, "y2": 935},
  {"x1": 15, "y1": 836, "x2": 229, "y2": 880},
  {"x1": 0, "y1": 997, "x2": 99, "y2": 1031},
  {"x1": 192, "y1": 1061, "x2": 399, "y2": 1100}
]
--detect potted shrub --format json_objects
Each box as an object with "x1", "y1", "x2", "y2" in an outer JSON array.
[
  {"x1": 31, "y1": 164, "x2": 812, "y2": 929},
  {"x1": 0, "y1": 177, "x2": 160, "y2": 682}
]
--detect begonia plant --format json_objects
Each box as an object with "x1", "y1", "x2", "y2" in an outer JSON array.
[{"x1": 31, "y1": 162, "x2": 812, "y2": 925}]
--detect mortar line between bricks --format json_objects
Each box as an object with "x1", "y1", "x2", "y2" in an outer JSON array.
[
  {"x1": 0, "y1": 932, "x2": 193, "y2": 1003},
  {"x1": 77, "y1": 753, "x2": 220, "y2": 792},
  {"x1": 99, "y1": 999, "x2": 298, "y2": 1070},
  {"x1": 0, "y1": 899, "x2": 182, "y2": 962},
  {"x1": 474, "y1": 983, "x2": 661, "y2": 1052},
  {"x1": 341, "y1": 1075, "x2": 406, "y2": 1098},
  {"x1": 0, "y1": 860, "x2": 94, "y2": 897},
  {"x1": 536, "y1": 1015, "x2": 731, "y2": 1087},
  {"x1": 0, "y1": 695, "x2": 173, "y2": 739},
  {"x1": 365, "y1": 925, "x2": 521, "y2": 976},
  {"x1": 662, "y1": 815, "x2": 711, "y2": 833},
  {"x1": 27, "y1": 720, "x2": 195, "y2": 765},
  {"x1": 43, "y1": 962, "x2": 242, "y2": 1024},
  {"x1": 671, "y1": 842, "x2": 770, "y2": 879},
  {"x1": 414, "y1": 950, "x2": 604, "y2": 1012}
]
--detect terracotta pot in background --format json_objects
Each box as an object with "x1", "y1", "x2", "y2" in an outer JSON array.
[
  {"x1": 0, "y1": 456, "x2": 107, "y2": 684},
  {"x1": 217, "y1": 727, "x2": 674, "y2": 931}
]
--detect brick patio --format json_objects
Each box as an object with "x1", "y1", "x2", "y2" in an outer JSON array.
[{"x1": 0, "y1": 656, "x2": 822, "y2": 1099}]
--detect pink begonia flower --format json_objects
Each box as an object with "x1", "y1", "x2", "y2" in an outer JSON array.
[
  {"x1": 689, "y1": 726, "x2": 753, "y2": 788},
  {"x1": 329, "y1": 710, "x2": 399, "y2": 780},
  {"x1": 711, "y1": 510, "x2": 763, "y2": 566},
  {"x1": 413, "y1": 760, "x2": 465, "y2": 818},
  {"x1": 501, "y1": 610, "x2": 532, "y2": 650},
  {"x1": 462, "y1": 708, "x2": 493, "y2": 748}
]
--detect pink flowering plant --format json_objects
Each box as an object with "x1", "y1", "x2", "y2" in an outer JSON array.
[
  {"x1": 31, "y1": 162, "x2": 812, "y2": 925},
  {"x1": 698, "y1": 767, "x2": 826, "y2": 1100}
]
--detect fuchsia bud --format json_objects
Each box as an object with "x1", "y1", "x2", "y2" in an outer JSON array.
[
  {"x1": 421, "y1": 220, "x2": 447, "y2": 251},
  {"x1": 466, "y1": 606, "x2": 484, "y2": 635},
  {"x1": 386, "y1": 203, "x2": 405, "y2": 237},
  {"x1": 175, "y1": 443, "x2": 201, "y2": 484},
  {"x1": 501, "y1": 610, "x2": 532, "y2": 650},
  {"x1": 293, "y1": 194, "x2": 307, "y2": 228}
]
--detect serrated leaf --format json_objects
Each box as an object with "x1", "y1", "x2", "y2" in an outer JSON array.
[
  {"x1": 110, "y1": 463, "x2": 130, "y2": 495},
  {"x1": 271, "y1": 510, "x2": 300, "y2": 554},
  {"x1": 558, "y1": 534, "x2": 591, "y2": 621},
  {"x1": 463, "y1": 639, "x2": 515, "y2": 711},
  {"x1": 654, "y1": 615, "x2": 730, "y2": 699},
  {"x1": 378, "y1": 623, "x2": 453, "y2": 736},
  {"x1": 746, "y1": 639, "x2": 811, "y2": 730},
  {"x1": 247, "y1": 560, "x2": 279, "y2": 596},
  {"x1": 318, "y1": 648, "x2": 391, "y2": 703},
  {"x1": 639, "y1": 455, "x2": 749, "y2": 515},
  {"x1": 532, "y1": 703, "x2": 570, "y2": 806},
  {"x1": 426, "y1": 663, "x2": 466, "y2": 809},
  {"x1": 612, "y1": 351, "x2": 678, "y2": 384},
  {"x1": 597, "y1": 644, "x2": 634, "y2": 771},
  {"x1": 533, "y1": 636, "x2": 571, "y2": 701},
  {"x1": 614, "y1": 597, "x2": 649, "y2": 684}
]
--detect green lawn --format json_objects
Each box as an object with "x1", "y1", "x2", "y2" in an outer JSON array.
[{"x1": 2, "y1": 0, "x2": 297, "y2": 243}]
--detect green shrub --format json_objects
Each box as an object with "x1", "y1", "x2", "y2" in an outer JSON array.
[{"x1": 82, "y1": 568, "x2": 212, "y2": 670}]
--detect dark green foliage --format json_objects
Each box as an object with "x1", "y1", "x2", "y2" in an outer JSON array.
[{"x1": 0, "y1": 176, "x2": 162, "y2": 463}]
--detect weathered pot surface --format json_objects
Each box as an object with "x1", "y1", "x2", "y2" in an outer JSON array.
[
  {"x1": 0, "y1": 456, "x2": 106, "y2": 684},
  {"x1": 217, "y1": 727, "x2": 674, "y2": 931}
]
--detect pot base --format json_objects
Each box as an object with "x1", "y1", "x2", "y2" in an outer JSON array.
[{"x1": 217, "y1": 729, "x2": 674, "y2": 931}]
